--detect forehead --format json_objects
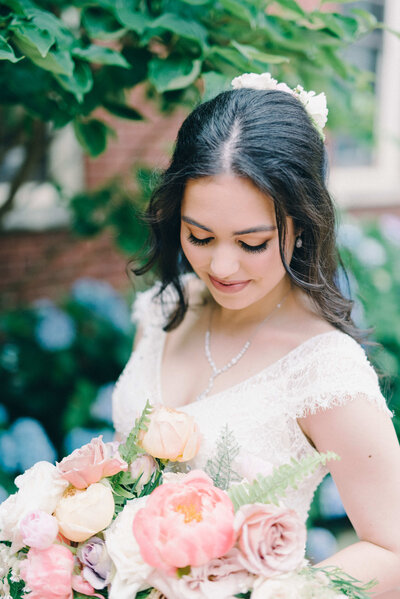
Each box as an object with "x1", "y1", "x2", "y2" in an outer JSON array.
[{"x1": 181, "y1": 174, "x2": 276, "y2": 227}]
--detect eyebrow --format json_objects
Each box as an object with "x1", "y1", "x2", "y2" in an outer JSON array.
[{"x1": 181, "y1": 216, "x2": 277, "y2": 235}]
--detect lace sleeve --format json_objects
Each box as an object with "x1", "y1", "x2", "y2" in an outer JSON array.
[
  {"x1": 130, "y1": 283, "x2": 164, "y2": 333},
  {"x1": 284, "y1": 333, "x2": 393, "y2": 420}
]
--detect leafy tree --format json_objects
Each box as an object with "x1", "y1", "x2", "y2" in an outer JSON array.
[{"x1": 0, "y1": 0, "x2": 388, "y2": 224}]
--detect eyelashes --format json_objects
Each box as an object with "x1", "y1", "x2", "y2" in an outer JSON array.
[{"x1": 187, "y1": 233, "x2": 268, "y2": 254}]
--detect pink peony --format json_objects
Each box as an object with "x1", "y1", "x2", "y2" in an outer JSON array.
[
  {"x1": 20, "y1": 510, "x2": 59, "y2": 550},
  {"x1": 139, "y1": 405, "x2": 201, "y2": 462},
  {"x1": 57, "y1": 436, "x2": 128, "y2": 489},
  {"x1": 235, "y1": 503, "x2": 306, "y2": 577},
  {"x1": 133, "y1": 470, "x2": 235, "y2": 575},
  {"x1": 20, "y1": 545, "x2": 74, "y2": 599},
  {"x1": 148, "y1": 548, "x2": 254, "y2": 598}
]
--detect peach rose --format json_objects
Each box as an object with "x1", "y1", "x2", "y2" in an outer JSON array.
[
  {"x1": 57, "y1": 436, "x2": 127, "y2": 489},
  {"x1": 235, "y1": 503, "x2": 306, "y2": 577},
  {"x1": 139, "y1": 406, "x2": 200, "y2": 462},
  {"x1": 133, "y1": 470, "x2": 235, "y2": 575},
  {"x1": 54, "y1": 483, "x2": 114, "y2": 543},
  {"x1": 19, "y1": 545, "x2": 74, "y2": 599}
]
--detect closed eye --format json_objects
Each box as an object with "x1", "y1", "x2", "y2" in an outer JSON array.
[
  {"x1": 239, "y1": 240, "x2": 268, "y2": 253},
  {"x1": 188, "y1": 233, "x2": 213, "y2": 246}
]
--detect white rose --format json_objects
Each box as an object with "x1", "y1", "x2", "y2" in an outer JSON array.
[
  {"x1": 231, "y1": 72, "x2": 278, "y2": 90},
  {"x1": 294, "y1": 85, "x2": 328, "y2": 133},
  {"x1": 54, "y1": 482, "x2": 114, "y2": 542},
  {"x1": 251, "y1": 573, "x2": 345, "y2": 598},
  {"x1": 105, "y1": 497, "x2": 153, "y2": 599},
  {"x1": 0, "y1": 461, "x2": 69, "y2": 551}
]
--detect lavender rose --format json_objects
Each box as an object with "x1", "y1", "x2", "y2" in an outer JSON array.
[{"x1": 77, "y1": 536, "x2": 112, "y2": 589}]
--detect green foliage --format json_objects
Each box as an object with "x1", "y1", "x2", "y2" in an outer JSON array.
[
  {"x1": 0, "y1": 280, "x2": 134, "y2": 454},
  {"x1": 118, "y1": 400, "x2": 152, "y2": 463},
  {"x1": 205, "y1": 424, "x2": 241, "y2": 490},
  {"x1": 2, "y1": 568, "x2": 26, "y2": 599},
  {"x1": 313, "y1": 566, "x2": 377, "y2": 598},
  {"x1": 0, "y1": 0, "x2": 387, "y2": 157},
  {"x1": 228, "y1": 451, "x2": 339, "y2": 511}
]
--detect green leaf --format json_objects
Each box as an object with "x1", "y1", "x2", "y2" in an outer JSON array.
[
  {"x1": 273, "y1": 0, "x2": 305, "y2": 18},
  {"x1": 202, "y1": 71, "x2": 231, "y2": 102},
  {"x1": 114, "y1": 0, "x2": 151, "y2": 34},
  {"x1": 207, "y1": 46, "x2": 252, "y2": 72},
  {"x1": 73, "y1": 117, "x2": 111, "y2": 156},
  {"x1": 177, "y1": 566, "x2": 191, "y2": 578},
  {"x1": 103, "y1": 100, "x2": 144, "y2": 120},
  {"x1": 54, "y1": 60, "x2": 93, "y2": 101},
  {"x1": 179, "y1": 0, "x2": 211, "y2": 4},
  {"x1": 231, "y1": 41, "x2": 289, "y2": 65},
  {"x1": 72, "y1": 45, "x2": 130, "y2": 68},
  {"x1": 149, "y1": 56, "x2": 202, "y2": 93},
  {"x1": 219, "y1": 0, "x2": 255, "y2": 25},
  {"x1": 150, "y1": 13, "x2": 208, "y2": 48},
  {"x1": 0, "y1": 34, "x2": 22, "y2": 62},
  {"x1": 11, "y1": 20, "x2": 54, "y2": 57},
  {"x1": 24, "y1": 8, "x2": 74, "y2": 49},
  {"x1": 228, "y1": 451, "x2": 340, "y2": 511},
  {"x1": 13, "y1": 31, "x2": 74, "y2": 75},
  {"x1": 82, "y1": 6, "x2": 127, "y2": 40}
]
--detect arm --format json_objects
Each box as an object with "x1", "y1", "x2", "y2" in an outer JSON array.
[{"x1": 299, "y1": 398, "x2": 400, "y2": 596}]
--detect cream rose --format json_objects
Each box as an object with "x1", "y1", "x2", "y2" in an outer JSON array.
[
  {"x1": 104, "y1": 497, "x2": 153, "y2": 599},
  {"x1": 0, "y1": 461, "x2": 69, "y2": 551},
  {"x1": 54, "y1": 482, "x2": 114, "y2": 542},
  {"x1": 139, "y1": 405, "x2": 200, "y2": 462}
]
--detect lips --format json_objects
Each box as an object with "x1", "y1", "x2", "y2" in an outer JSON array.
[{"x1": 209, "y1": 275, "x2": 251, "y2": 294}]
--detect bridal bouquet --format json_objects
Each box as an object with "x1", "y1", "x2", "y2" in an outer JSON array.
[{"x1": 0, "y1": 403, "x2": 375, "y2": 599}]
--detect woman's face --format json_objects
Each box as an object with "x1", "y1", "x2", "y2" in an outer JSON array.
[{"x1": 180, "y1": 174, "x2": 297, "y2": 311}]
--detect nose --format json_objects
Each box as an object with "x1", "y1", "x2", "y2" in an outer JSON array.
[{"x1": 209, "y1": 246, "x2": 240, "y2": 279}]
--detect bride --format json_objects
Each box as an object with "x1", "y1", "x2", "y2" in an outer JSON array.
[{"x1": 112, "y1": 73, "x2": 400, "y2": 596}]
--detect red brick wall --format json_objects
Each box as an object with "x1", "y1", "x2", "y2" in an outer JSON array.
[
  {"x1": 0, "y1": 229, "x2": 132, "y2": 311},
  {"x1": 1, "y1": 86, "x2": 186, "y2": 309}
]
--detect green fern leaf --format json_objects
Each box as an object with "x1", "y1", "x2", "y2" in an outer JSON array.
[
  {"x1": 118, "y1": 400, "x2": 152, "y2": 464},
  {"x1": 205, "y1": 424, "x2": 242, "y2": 490},
  {"x1": 228, "y1": 451, "x2": 339, "y2": 511}
]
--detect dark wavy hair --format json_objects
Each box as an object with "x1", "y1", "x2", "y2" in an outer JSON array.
[{"x1": 134, "y1": 88, "x2": 359, "y2": 338}]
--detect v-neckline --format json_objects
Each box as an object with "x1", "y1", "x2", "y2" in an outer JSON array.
[{"x1": 156, "y1": 328, "x2": 344, "y2": 409}]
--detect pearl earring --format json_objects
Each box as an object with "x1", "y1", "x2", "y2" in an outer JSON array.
[{"x1": 295, "y1": 237, "x2": 303, "y2": 248}]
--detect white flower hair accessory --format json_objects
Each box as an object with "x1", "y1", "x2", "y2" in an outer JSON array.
[{"x1": 231, "y1": 72, "x2": 328, "y2": 139}]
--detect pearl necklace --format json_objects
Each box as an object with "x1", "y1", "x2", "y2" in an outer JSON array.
[{"x1": 196, "y1": 293, "x2": 289, "y2": 402}]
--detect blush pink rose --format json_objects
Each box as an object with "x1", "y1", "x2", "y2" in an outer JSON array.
[
  {"x1": 57, "y1": 436, "x2": 128, "y2": 489},
  {"x1": 133, "y1": 470, "x2": 235, "y2": 575},
  {"x1": 19, "y1": 545, "x2": 74, "y2": 599},
  {"x1": 20, "y1": 510, "x2": 59, "y2": 550},
  {"x1": 139, "y1": 405, "x2": 201, "y2": 462},
  {"x1": 235, "y1": 503, "x2": 306, "y2": 577}
]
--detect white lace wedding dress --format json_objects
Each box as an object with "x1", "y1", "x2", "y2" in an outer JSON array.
[{"x1": 112, "y1": 278, "x2": 393, "y2": 523}]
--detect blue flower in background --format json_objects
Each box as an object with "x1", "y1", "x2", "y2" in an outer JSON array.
[
  {"x1": 337, "y1": 222, "x2": 364, "y2": 251},
  {"x1": 306, "y1": 527, "x2": 337, "y2": 562},
  {"x1": 0, "y1": 343, "x2": 19, "y2": 373},
  {"x1": 355, "y1": 237, "x2": 386, "y2": 268},
  {"x1": 71, "y1": 278, "x2": 131, "y2": 333},
  {"x1": 64, "y1": 427, "x2": 114, "y2": 455},
  {"x1": 90, "y1": 383, "x2": 115, "y2": 424},
  {"x1": 34, "y1": 299, "x2": 76, "y2": 351},
  {"x1": 380, "y1": 214, "x2": 400, "y2": 246},
  {"x1": 11, "y1": 418, "x2": 57, "y2": 471},
  {"x1": 319, "y1": 475, "x2": 346, "y2": 519},
  {"x1": 0, "y1": 431, "x2": 19, "y2": 473},
  {"x1": 0, "y1": 485, "x2": 8, "y2": 504},
  {"x1": 0, "y1": 404, "x2": 8, "y2": 427}
]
